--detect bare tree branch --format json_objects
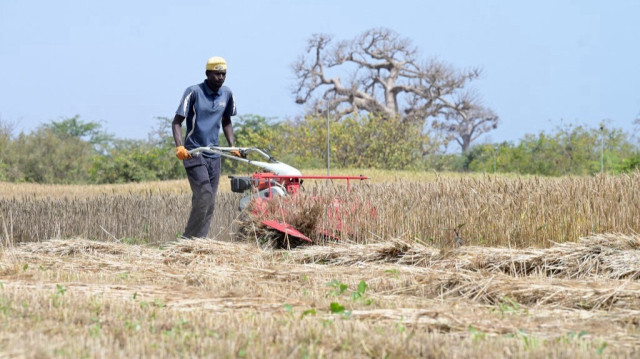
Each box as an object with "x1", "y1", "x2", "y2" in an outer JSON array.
[
  {"x1": 433, "y1": 92, "x2": 499, "y2": 152},
  {"x1": 292, "y1": 27, "x2": 498, "y2": 151}
]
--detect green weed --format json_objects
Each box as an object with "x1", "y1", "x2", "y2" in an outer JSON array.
[
  {"x1": 326, "y1": 279, "x2": 348, "y2": 296},
  {"x1": 468, "y1": 325, "x2": 486, "y2": 341},
  {"x1": 350, "y1": 280, "x2": 373, "y2": 305},
  {"x1": 329, "y1": 302, "x2": 351, "y2": 318}
]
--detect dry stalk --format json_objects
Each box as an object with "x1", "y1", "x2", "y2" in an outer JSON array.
[
  {"x1": 284, "y1": 233, "x2": 640, "y2": 281},
  {"x1": 3, "y1": 173, "x2": 640, "y2": 248}
]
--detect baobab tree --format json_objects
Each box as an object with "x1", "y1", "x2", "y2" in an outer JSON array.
[
  {"x1": 292, "y1": 27, "x2": 498, "y2": 152},
  {"x1": 433, "y1": 92, "x2": 499, "y2": 152}
]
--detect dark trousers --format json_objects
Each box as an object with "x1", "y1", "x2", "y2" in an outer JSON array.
[{"x1": 182, "y1": 156, "x2": 221, "y2": 238}]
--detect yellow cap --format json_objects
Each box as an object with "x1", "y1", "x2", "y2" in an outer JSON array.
[{"x1": 206, "y1": 56, "x2": 227, "y2": 71}]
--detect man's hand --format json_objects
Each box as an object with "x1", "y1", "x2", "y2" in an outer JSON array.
[
  {"x1": 230, "y1": 150, "x2": 243, "y2": 158},
  {"x1": 176, "y1": 146, "x2": 191, "y2": 160}
]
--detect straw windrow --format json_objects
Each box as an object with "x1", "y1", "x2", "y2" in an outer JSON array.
[{"x1": 2, "y1": 233, "x2": 640, "y2": 357}]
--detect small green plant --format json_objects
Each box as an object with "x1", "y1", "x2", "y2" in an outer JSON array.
[
  {"x1": 468, "y1": 325, "x2": 486, "y2": 341},
  {"x1": 350, "y1": 280, "x2": 373, "y2": 305},
  {"x1": 117, "y1": 272, "x2": 129, "y2": 280},
  {"x1": 89, "y1": 318, "x2": 101, "y2": 338},
  {"x1": 511, "y1": 330, "x2": 539, "y2": 350},
  {"x1": 0, "y1": 296, "x2": 12, "y2": 316},
  {"x1": 558, "y1": 330, "x2": 588, "y2": 343},
  {"x1": 329, "y1": 302, "x2": 351, "y2": 318},
  {"x1": 493, "y1": 296, "x2": 525, "y2": 317},
  {"x1": 350, "y1": 280, "x2": 367, "y2": 300},
  {"x1": 300, "y1": 308, "x2": 316, "y2": 319},
  {"x1": 89, "y1": 299, "x2": 103, "y2": 316},
  {"x1": 89, "y1": 323, "x2": 102, "y2": 338},
  {"x1": 384, "y1": 268, "x2": 399, "y2": 279},
  {"x1": 329, "y1": 302, "x2": 344, "y2": 313},
  {"x1": 596, "y1": 341, "x2": 608, "y2": 355},
  {"x1": 574, "y1": 330, "x2": 587, "y2": 339},
  {"x1": 326, "y1": 279, "x2": 348, "y2": 296},
  {"x1": 162, "y1": 319, "x2": 188, "y2": 338},
  {"x1": 124, "y1": 320, "x2": 141, "y2": 332},
  {"x1": 53, "y1": 349, "x2": 68, "y2": 356},
  {"x1": 51, "y1": 284, "x2": 67, "y2": 308},
  {"x1": 321, "y1": 319, "x2": 334, "y2": 327}
]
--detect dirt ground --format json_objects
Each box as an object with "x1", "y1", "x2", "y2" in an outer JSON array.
[{"x1": 1, "y1": 235, "x2": 639, "y2": 358}]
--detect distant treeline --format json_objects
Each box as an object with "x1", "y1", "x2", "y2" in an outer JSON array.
[{"x1": 0, "y1": 115, "x2": 638, "y2": 184}]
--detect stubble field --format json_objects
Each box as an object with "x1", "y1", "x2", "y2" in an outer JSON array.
[{"x1": 1, "y1": 171, "x2": 639, "y2": 357}]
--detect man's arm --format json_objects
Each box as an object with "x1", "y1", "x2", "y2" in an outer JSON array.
[
  {"x1": 172, "y1": 115, "x2": 185, "y2": 147},
  {"x1": 221, "y1": 116, "x2": 234, "y2": 147},
  {"x1": 172, "y1": 114, "x2": 191, "y2": 160}
]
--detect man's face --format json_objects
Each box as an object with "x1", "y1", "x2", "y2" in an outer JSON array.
[{"x1": 206, "y1": 70, "x2": 226, "y2": 89}]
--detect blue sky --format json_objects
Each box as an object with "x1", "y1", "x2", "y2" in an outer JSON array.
[{"x1": 1, "y1": 0, "x2": 639, "y2": 145}]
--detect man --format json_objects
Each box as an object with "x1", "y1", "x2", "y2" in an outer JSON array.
[{"x1": 172, "y1": 56, "x2": 239, "y2": 239}]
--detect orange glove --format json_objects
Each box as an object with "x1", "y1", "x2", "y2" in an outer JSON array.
[
  {"x1": 230, "y1": 150, "x2": 242, "y2": 157},
  {"x1": 176, "y1": 146, "x2": 191, "y2": 160}
]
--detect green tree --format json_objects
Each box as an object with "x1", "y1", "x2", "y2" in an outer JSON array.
[
  {"x1": 43, "y1": 115, "x2": 113, "y2": 151},
  {"x1": 12, "y1": 127, "x2": 94, "y2": 183},
  {"x1": 89, "y1": 139, "x2": 183, "y2": 183},
  {"x1": 620, "y1": 154, "x2": 640, "y2": 172},
  {"x1": 89, "y1": 117, "x2": 184, "y2": 183},
  {"x1": 217, "y1": 115, "x2": 284, "y2": 173},
  {"x1": 9, "y1": 116, "x2": 111, "y2": 183},
  {"x1": 466, "y1": 122, "x2": 637, "y2": 176},
  {"x1": 0, "y1": 118, "x2": 21, "y2": 181},
  {"x1": 280, "y1": 114, "x2": 435, "y2": 170}
]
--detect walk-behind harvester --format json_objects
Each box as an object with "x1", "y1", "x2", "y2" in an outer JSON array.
[{"x1": 188, "y1": 146, "x2": 370, "y2": 247}]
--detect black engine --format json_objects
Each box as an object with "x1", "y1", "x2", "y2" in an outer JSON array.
[{"x1": 229, "y1": 176, "x2": 252, "y2": 193}]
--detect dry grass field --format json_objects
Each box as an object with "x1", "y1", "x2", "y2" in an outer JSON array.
[
  {"x1": 1, "y1": 172, "x2": 640, "y2": 357},
  {"x1": 2, "y1": 172, "x2": 639, "y2": 247}
]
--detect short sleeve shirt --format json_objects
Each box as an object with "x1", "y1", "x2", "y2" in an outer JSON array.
[{"x1": 176, "y1": 81, "x2": 236, "y2": 157}]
